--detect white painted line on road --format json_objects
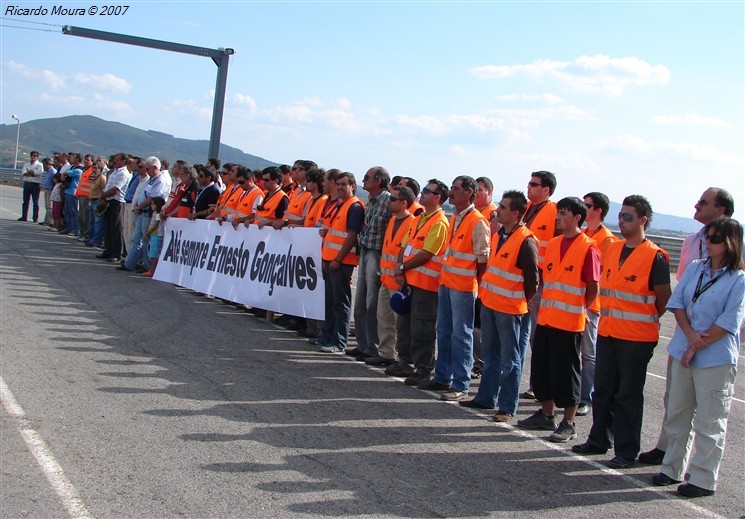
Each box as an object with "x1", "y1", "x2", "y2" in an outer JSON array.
[
  {"x1": 0, "y1": 206, "x2": 21, "y2": 217},
  {"x1": 0, "y1": 377, "x2": 93, "y2": 519}
]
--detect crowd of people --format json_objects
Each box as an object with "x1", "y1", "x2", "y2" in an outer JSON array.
[{"x1": 17, "y1": 152, "x2": 744, "y2": 499}]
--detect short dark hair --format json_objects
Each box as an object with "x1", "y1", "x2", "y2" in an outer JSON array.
[
  {"x1": 704, "y1": 217, "x2": 744, "y2": 271},
  {"x1": 326, "y1": 169, "x2": 342, "y2": 183},
  {"x1": 278, "y1": 164, "x2": 292, "y2": 176},
  {"x1": 207, "y1": 157, "x2": 221, "y2": 170},
  {"x1": 262, "y1": 166, "x2": 282, "y2": 182},
  {"x1": 402, "y1": 177, "x2": 420, "y2": 197},
  {"x1": 84, "y1": 154, "x2": 94, "y2": 161},
  {"x1": 584, "y1": 191, "x2": 611, "y2": 220},
  {"x1": 557, "y1": 196, "x2": 588, "y2": 227},
  {"x1": 306, "y1": 169, "x2": 324, "y2": 193},
  {"x1": 476, "y1": 176, "x2": 493, "y2": 192},
  {"x1": 393, "y1": 185, "x2": 415, "y2": 207},
  {"x1": 531, "y1": 171, "x2": 557, "y2": 195},
  {"x1": 159, "y1": 158, "x2": 170, "y2": 171},
  {"x1": 151, "y1": 196, "x2": 166, "y2": 211},
  {"x1": 390, "y1": 175, "x2": 403, "y2": 188},
  {"x1": 501, "y1": 190, "x2": 528, "y2": 219},
  {"x1": 622, "y1": 194, "x2": 653, "y2": 229},
  {"x1": 427, "y1": 178, "x2": 449, "y2": 205},
  {"x1": 235, "y1": 165, "x2": 249, "y2": 180},
  {"x1": 367, "y1": 166, "x2": 390, "y2": 190},
  {"x1": 296, "y1": 160, "x2": 318, "y2": 177},
  {"x1": 712, "y1": 188, "x2": 735, "y2": 217},
  {"x1": 453, "y1": 175, "x2": 478, "y2": 203},
  {"x1": 196, "y1": 165, "x2": 217, "y2": 182},
  {"x1": 337, "y1": 171, "x2": 357, "y2": 190}
]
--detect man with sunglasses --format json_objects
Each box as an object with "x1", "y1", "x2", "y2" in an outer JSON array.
[
  {"x1": 255, "y1": 167, "x2": 290, "y2": 227},
  {"x1": 18, "y1": 151, "x2": 43, "y2": 222},
  {"x1": 573, "y1": 195, "x2": 671, "y2": 469},
  {"x1": 190, "y1": 167, "x2": 221, "y2": 220},
  {"x1": 638, "y1": 187, "x2": 734, "y2": 466}
]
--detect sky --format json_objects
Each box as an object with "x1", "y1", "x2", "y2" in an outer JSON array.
[{"x1": 1, "y1": 1, "x2": 743, "y2": 220}]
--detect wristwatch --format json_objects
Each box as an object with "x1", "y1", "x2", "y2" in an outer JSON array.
[{"x1": 398, "y1": 263, "x2": 405, "y2": 272}]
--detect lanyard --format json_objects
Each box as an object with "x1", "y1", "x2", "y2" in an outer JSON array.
[{"x1": 692, "y1": 260, "x2": 723, "y2": 303}]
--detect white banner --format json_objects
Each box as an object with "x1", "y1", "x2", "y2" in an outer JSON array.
[{"x1": 154, "y1": 219, "x2": 325, "y2": 319}]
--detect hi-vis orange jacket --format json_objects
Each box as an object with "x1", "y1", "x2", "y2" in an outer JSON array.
[
  {"x1": 440, "y1": 209, "x2": 488, "y2": 293},
  {"x1": 526, "y1": 200, "x2": 557, "y2": 269},
  {"x1": 321, "y1": 196, "x2": 363, "y2": 265},
  {"x1": 403, "y1": 209, "x2": 449, "y2": 292},
  {"x1": 380, "y1": 214, "x2": 415, "y2": 290},
  {"x1": 583, "y1": 224, "x2": 618, "y2": 313}
]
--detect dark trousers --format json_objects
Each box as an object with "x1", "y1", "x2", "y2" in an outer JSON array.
[
  {"x1": 395, "y1": 286, "x2": 438, "y2": 374},
  {"x1": 21, "y1": 182, "x2": 41, "y2": 221},
  {"x1": 588, "y1": 335, "x2": 656, "y2": 459},
  {"x1": 103, "y1": 200, "x2": 124, "y2": 259}
]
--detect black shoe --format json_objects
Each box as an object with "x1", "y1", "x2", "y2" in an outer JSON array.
[
  {"x1": 576, "y1": 404, "x2": 591, "y2": 416},
  {"x1": 355, "y1": 353, "x2": 372, "y2": 362},
  {"x1": 344, "y1": 347, "x2": 362, "y2": 357},
  {"x1": 417, "y1": 379, "x2": 451, "y2": 391},
  {"x1": 571, "y1": 442, "x2": 608, "y2": 455},
  {"x1": 17, "y1": 217, "x2": 27, "y2": 221},
  {"x1": 677, "y1": 483, "x2": 715, "y2": 498},
  {"x1": 459, "y1": 399, "x2": 494, "y2": 410},
  {"x1": 386, "y1": 363, "x2": 414, "y2": 377},
  {"x1": 606, "y1": 456, "x2": 636, "y2": 469},
  {"x1": 135, "y1": 265, "x2": 148, "y2": 273},
  {"x1": 297, "y1": 329, "x2": 320, "y2": 339},
  {"x1": 116, "y1": 265, "x2": 132, "y2": 271},
  {"x1": 96, "y1": 253, "x2": 111, "y2": 259},
  {"x1": 652, "y1": 473, "x2": 682, "y2": 486},
  {"x1": 404, "y1": 372, "x2": 428, "y2": 386},
  {"x1": 107, "y1": 256, "x2": 121, "y2": 262},
  {"x1": 365, "y1": 355, "x2": 394, "y2": 367},
  {"x1": 638, "y1": 447, "x2": 665, "y2": 465}
]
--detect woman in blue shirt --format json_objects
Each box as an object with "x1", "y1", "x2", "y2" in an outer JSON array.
[{"x1": 652, "y1": 217, "x2": 745, "y2": 498}]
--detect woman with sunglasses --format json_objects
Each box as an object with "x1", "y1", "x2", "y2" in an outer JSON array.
[{"x1": 652, "y1": 217, "x2": 745, "y2": 498}]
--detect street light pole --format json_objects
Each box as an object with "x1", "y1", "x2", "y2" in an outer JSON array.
[{"x1": 11, "y1": 114, "x2": 20, "y2": 169}]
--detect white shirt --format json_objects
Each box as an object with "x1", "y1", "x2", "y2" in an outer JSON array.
[{"x1": 22, "y1": 160, "x2": 44, "y2": 184}]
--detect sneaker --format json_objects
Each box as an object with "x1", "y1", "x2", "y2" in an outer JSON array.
[
  {"x1": 440, "y1": 391, "x2": 468, "y2": 402},
  {"x1": 638, "y1": 447, "x2": 665, "y2": 465},
  {"x1": 517, "y1": 410, "x2": 556, "y2": 431},
  {"x1": 319, "y1": 345, "x2": 342, "y2": 353},
  {"x1": 493, "y1": 412, "x2": 514, "y2": 423},
  {"x1": 549, "y1": 419, "x2": 577, "y2": 443},
  {"x1": 576, "y1": 404, "x2": 591, "y2": 416}
]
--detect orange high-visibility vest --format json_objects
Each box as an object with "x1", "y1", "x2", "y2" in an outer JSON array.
[
  {"x1": 74, "y1": 167, "x2": 93, "y2": 197},
  {"x1": 322, "y1": 196, "x2": 363, "y2": 265},
  {"x1": 479, "y1": 225, "x2": 536, "y2": 315},
  {"x1": 409, "y1": 200, "x2": 424, "y2": 216},
  {"x1": 538, "y1": 233, "x2": 597, "y2": 332},
  {"x1": 304, "y1": 194, "x2": 329, "y2": 228},
  {"x1": 583, "y1": 224, "x2": 618, "y2": 313},
  {"x1": 219, "y1": 184, "x2": 244, "y2": 218},
  {"x1": 380, "y1": 214, "x2": 415, "y2": 290},
  {"x1": 526, "y1": 200, "x2": 557, "y2": 269},
  {"x1": 255, "y1": 188, "x2": 289, "y2": 224},
  {"x1": 234, "y1": 186, "x2": 262, "y2": 220},
  {"x1": 285, "y1": 188, "x2": 313, "y2": 222},
  {"x1": 598, "y1": 240, "x2": 669, "y2": 342},
  {"x1": 478, "y1": 202, "x2": 498, "y2": 220},
  {"x1": 403, "y1": 209, "x2": 449, "y2": 292},
  {"x1": 440, "y1": 209, "x2": 488, "y2": 293}
]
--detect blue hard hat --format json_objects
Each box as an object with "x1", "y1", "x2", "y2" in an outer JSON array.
[{"x1": 390, "y1": 285, "x2": 411, "y2": 315}]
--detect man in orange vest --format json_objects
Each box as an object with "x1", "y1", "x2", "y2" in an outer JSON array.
[
  {"x1": 230, "y1": 168, "x2": 264, "y2": 228},
  {"x1": 389, "y1": 179, "x2": 450, "y2": 383},
  {"x1": 460, "y1": 190, "x2": 539, "y2": 422},
  {"x1": 573, "y1": 195, "x2": 671, "y2": 469},
  {"x1": 521, "y1": 170, "x2": 560, "y2": 400},
  {"x1": 576, "y1": 192, "x2": 618, "y2": 417},
  {"x1": 517, "y1": 197, "x2": 600, "y2": 443},
  {"x1": 419, "y1": 176, "x2": 490, "y2": 401},
  {"x1": 255, "y1": 167, "x2": 290, "y2": 228},
  {"x1": 318, "y1": 172, "x2": 365, "y2": 353},
  {"x1": 370, "y1": 185, "x2": 416, "y2": 366},
  {"x1": 74, "y1": 154, "x2": 95, "y2": 242}
]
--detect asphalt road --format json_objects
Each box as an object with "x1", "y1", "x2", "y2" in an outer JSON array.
[{"x1": 1, "y1": 184, "x2": 743, "y2": 518}]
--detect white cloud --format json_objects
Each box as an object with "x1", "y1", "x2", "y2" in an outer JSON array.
[
  {"x1": 4, "y1": 60, "x2": 65, "y2": 90},
  {"x1": 35, "y1": 92, "x2": 133, "y2": 114},
  {"x1": 449, "y1": 145, "x2": 467, "y2": 156},
  {"x1": 74, "y1": 73, "x2": 132, "y2": 93},
  {"x1": 470, "y1": 55, "x2": 671, "y2": 96},
  {"x1": 497, "y1": 93, "x2": 565, "y2": 104},
  {"x1": 600, "y1": 134, "x2": 742, "y2": 167},
  {"x1": 232, "y1": 93, "x2": 256, "y2": 113},
  {"x1": 650, "y1": 114, "x2": 729, "y2": 128},
  {"x1": 166, "y1": 99, "x2": 212, "y2": 120}
]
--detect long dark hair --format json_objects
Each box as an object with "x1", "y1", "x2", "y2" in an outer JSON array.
[{"x1": 704, "y1": 217, "x2": 744, "y2": 271}]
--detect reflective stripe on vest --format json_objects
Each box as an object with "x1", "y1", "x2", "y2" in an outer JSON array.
[
  {"x1": 403, "y1": 210, "x2": 449, "y2": 292},
  {"x1": 478, "y1": 226, "x2": 535, "y2": 315},
  {"x1": 480, "y1": 281, "x2": 525, "y2": 301},
  {"x1": 600, "y1": 308, "x2": 659, "y2": 323},
  {"x1": 487, "y1": 265, "x2": 524, "y2": 283},
  {"x1": 74, "y1": 167, "x2": 93, "y2": 197},
  {"x1": 285, "y1": 189, "x2": 312, "y2": 221},
  {"x1": 526, "y1": 200, "x2": 557, "y2": 270},
  {"x1": 440, "y1": 209, "x2": 487, "y2": 292},
  {"x1": 321, "y1": 196, "x2": 362, "y2": 265},
  {"x1": 380, "y1": 214, "x2": 415, "y2": 289}
]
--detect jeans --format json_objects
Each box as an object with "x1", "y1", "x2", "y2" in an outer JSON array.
[
  {"x1": 21, "y1": 182, "x2": 41, "y2": 221},
  {"x1": 580, "y1": 309, "x2": 600, "y2": 406},
  {"x1": 87, "y1": 199, "x2": 105, "y2": 245},
  {"x1": 124, "y1": 212, "x2": 152, "y2": 270},
  {"x1": 63, "y1": 193, "x2": 79, "y2": 233},
  {"x1": 353, "y1": 248, "x2": 382, "y2": 356},
  {"x1": 433, "y1": 286, "x2": 476, "y2": 392},
  {"x1": 321, "y1": 262, "x2": 355, "y2": 350},
  {"x1": 588, "y1": 335, "x2": 656, "y2": 459},
  {"x1": 475, "y1": 307, "x2": 531, "y2": 414}
]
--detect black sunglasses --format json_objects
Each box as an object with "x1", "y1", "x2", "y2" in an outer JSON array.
[
  {"x1": 706, "y1": 233, "x2": 725, "y2": 245},
  {"x1": 618, "y1": 212, "x2": 635, "y2": 222}
]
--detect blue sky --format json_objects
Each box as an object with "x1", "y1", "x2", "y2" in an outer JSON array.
[{"x1": 2, "y1": 1, "x2": 743, "y2": 220}]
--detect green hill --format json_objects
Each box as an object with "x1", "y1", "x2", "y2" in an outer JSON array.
[{"x1": 0, "y1": 115, "x2": 277, "y2": 169}]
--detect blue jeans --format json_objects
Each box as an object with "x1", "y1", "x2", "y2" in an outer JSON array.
[
  {"x1": 580, "y1": 309, "x2": 600, "y2": 406},
  {"x1": 353, "y1": 249, "x2": 382, "y2": 356},
  {"x1": 321, "y1": 262, "x2": 354, "y2": 350},
  {"x1": 433, "y1": 286, "x2": 476, "y2": 392},
  {"x1": 124, "y1": 212, "x2": 152, "y2": 270},
  {"x1": 587, "y1": 335, "x2": 656, "y2": 459},
  {"x1": 63, "y1": 193, "x2": 79, "y2": 233},
  {"x1": 475, "y1": 307, "x2": 531, "y2": 414},
  {"x1": 87, "y1": 200, "x2": 105, "y2": 245}
]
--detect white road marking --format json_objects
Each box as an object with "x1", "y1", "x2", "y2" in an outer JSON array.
[{"x1": 0, "y1": 377, "x2": 93, "y2": 519}]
